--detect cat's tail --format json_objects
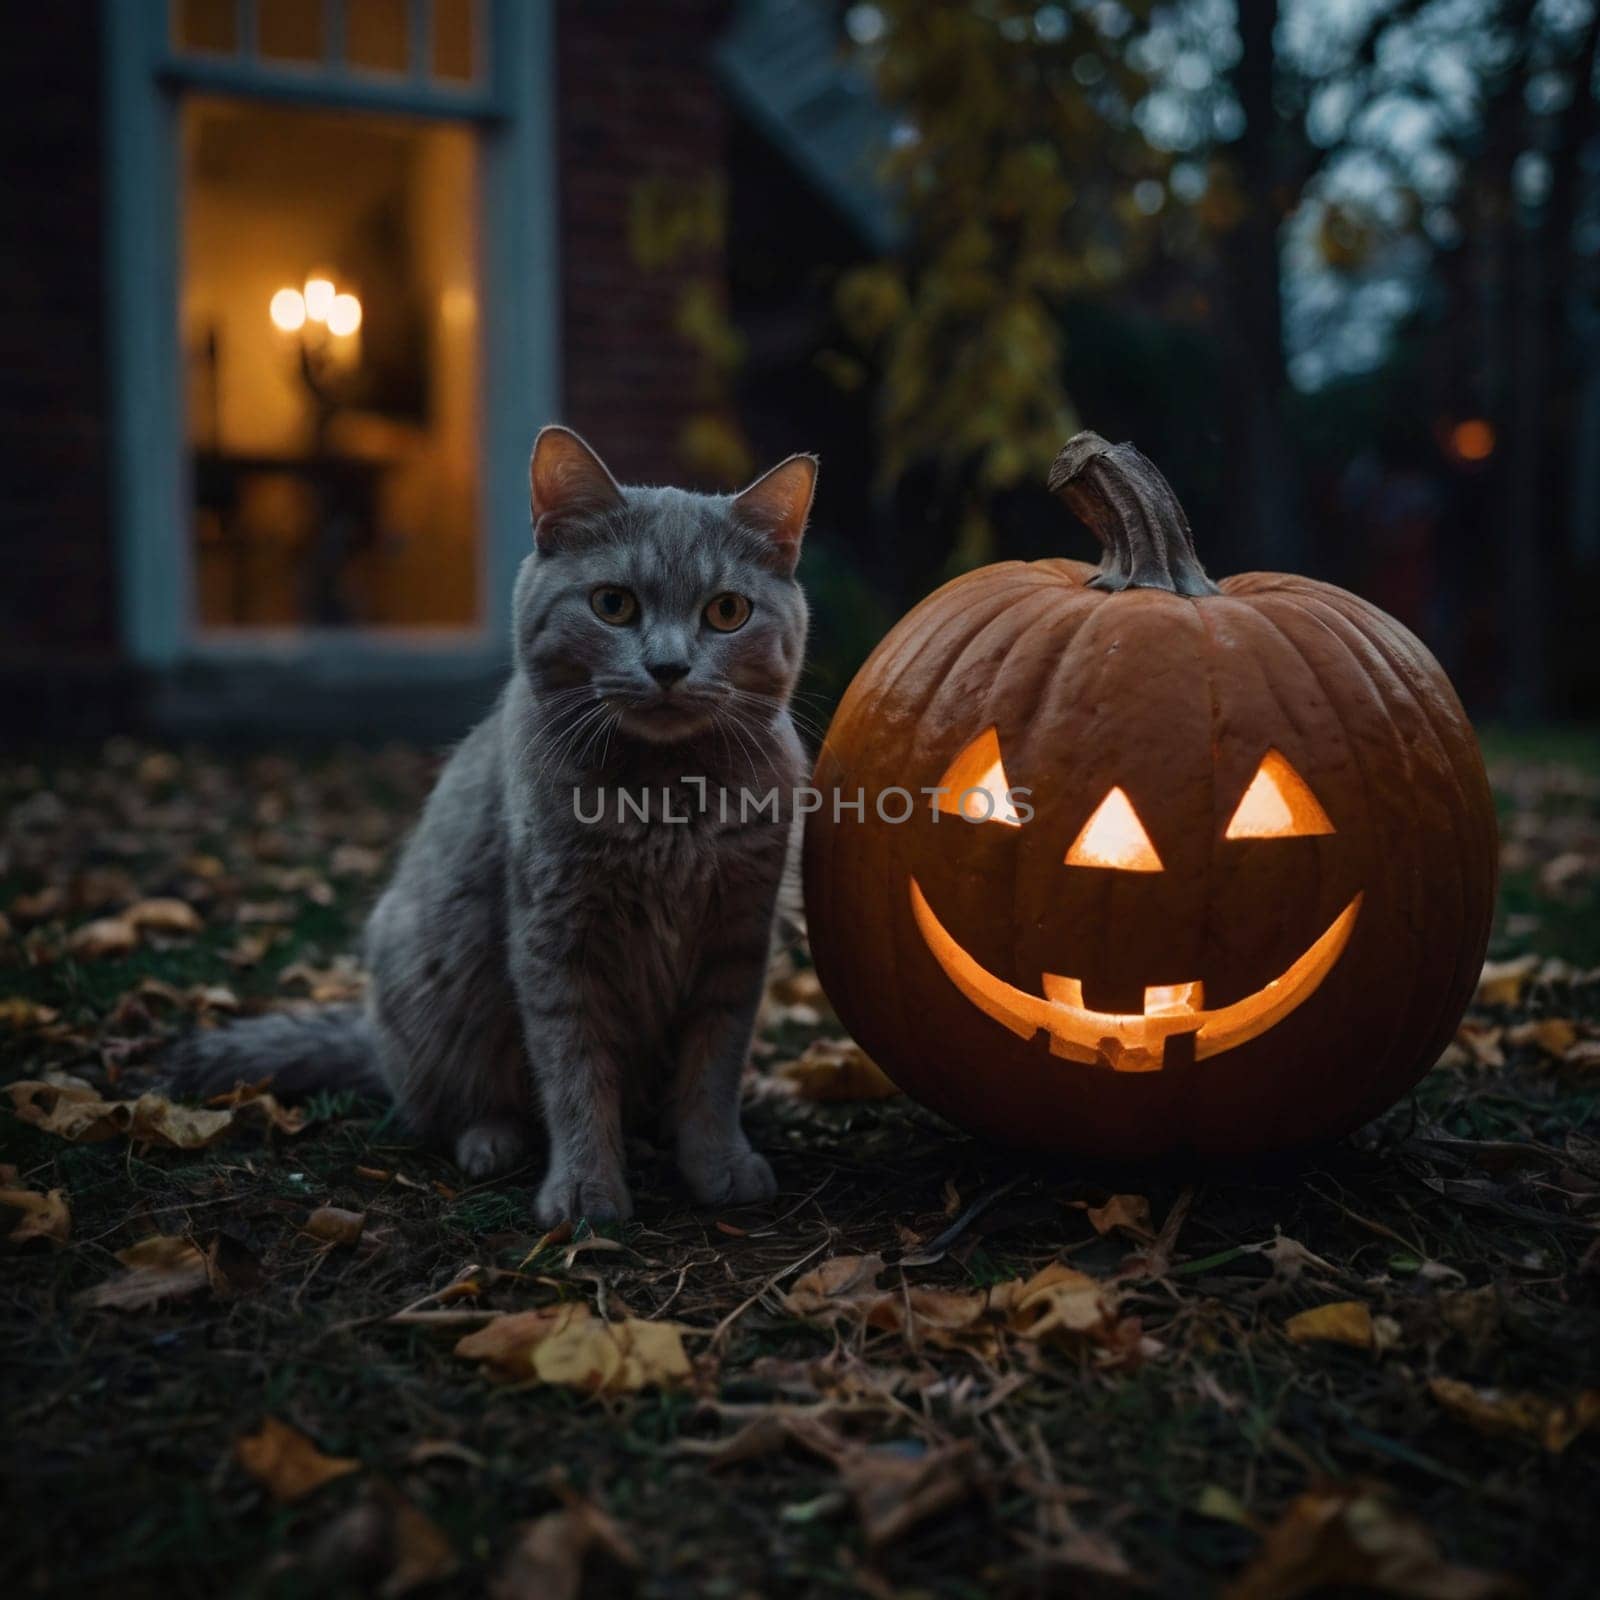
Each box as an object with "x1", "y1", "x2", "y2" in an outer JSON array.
[{"x1": 166, "y1": 1005, "x2": 388, "y2": 1103}]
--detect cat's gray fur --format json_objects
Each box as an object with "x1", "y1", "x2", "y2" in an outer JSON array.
[{"x1": 170, "y1": 428, "x2": 815, "y2": 1225}]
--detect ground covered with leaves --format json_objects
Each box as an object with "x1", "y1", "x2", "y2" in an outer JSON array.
[{"x1": 2, "y1": 734, "x2": 1598, "y2": 1598}]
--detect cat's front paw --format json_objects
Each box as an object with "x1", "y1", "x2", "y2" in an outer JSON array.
[
  {"x1": 680, "y1": 1144, "x2": 778, "y2": 1208},
  {"x1": 535, "y1": 1168, "x2": 634, "y2": 1227}
]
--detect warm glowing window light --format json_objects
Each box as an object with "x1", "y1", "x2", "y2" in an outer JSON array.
[
  {"x1": 326, "y1": 292, "x2": 363, "y2": 336},
  {"x1": 269, "y1": 287, "x2": 307, "y2": 332},
  {"x1": 1065, "y1": 787, "x2": 1163, "y2": 871},
  {"x1": 1224, "y1": 750, "x2": 1334, "y2": 839},
  {"x1": 303, "y1": 276, "x2": 336, "y2": 323},
  {"x1": 933, "y1": 727, "x2": 1022, "y2": 826}
]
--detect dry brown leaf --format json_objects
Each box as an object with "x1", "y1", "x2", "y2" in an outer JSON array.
[
  {"x1": 491, "y1": 1497, "x2": 640, "y2": 1600},
  {"x1": 0, "y1": 910, "x2": 11, "y2": 942},
  {"x1": 1428, "y1": 1377, "x2": 1600, "y2": 1454},
  {"x1": 309, "y1": 1484, "x2": 457, "y2": 1599},
  {"x1": 774, "y1": 1038, "x2": 899, "y2": 1102},
  {"x1": 0, "y1": 997, "x2": 60, "y2": 1030},
  {"x1": 235, "y1": 1415, "x2": 361, "y2": 1503},
  {"x1": 1565, "y1": 1039, "x2": 1600, "y2": 1070},
  {"x1": 1223, "y1": 1486, "x2": 1518, "y2": 1600},
  {"x1": 1475, "y1": 954, "x2": 1539, "y2": 1008},
  {"x1": 1284, "y1": 1301, "x2": 1374, "y2": 1349},
  {"x1": 785, "y1": 1253, "x2": 888, "y2": 1315},
  {"x1": 65, "y1": 916, "x2": 139, "y2": 959},
  {"x1": 331, "y1": 844, "x2": 386, "y2": 878},
  {"x1": 1506, "y1": 1018, "x2": 1580, "y2": 1059},
  {"x1": 80, "y1": 1234, "x2": 211, "y2": 1310},
  {"x1": 203, "y1": 1079, "x2": 307, "y2": 1133},
  {"x1": 7, "y1": 1077, "x2": 298, "y2": 1148},
  {"x1": 280, "y1": 958, "x2": 368, "y2": 1003},
  {"x1": 1084, "y1": 1193, "x2": 1153, "y2": 1239},
  {"x1": 125, "y1": 897, "x2": 203, "y2": 936},
  {"x1": 304, "y1": 1207, "x2": 368, "y2": 1246},
  {"x1": 455, "y1": 1304, "x2": 691, "y2": 1394},
  {"x1": 840, "y1": 1438, "x2": 982, "y2": 1552},
  {"x1": 1454, "y1": 1022, "x2": 1505, "y2": 1070},
  {"x1": 0, "y1": 1182, "x2": 71, "y2": 1246},
  {"x1": 10, "y1": 885, "x2": 67, "y2": 923}
]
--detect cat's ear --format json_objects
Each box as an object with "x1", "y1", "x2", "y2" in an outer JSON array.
[
  {"x1": 732, "y1": 454, "x2": 817, "y2": 575},
  {"x1": 529, "y1": 426, "x2": 624, "y2": 552}
]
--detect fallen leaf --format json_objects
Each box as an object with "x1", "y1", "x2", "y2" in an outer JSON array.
[
  {"x1": 1506, "y1": 1018, "x2": 1579, "y2": 1059},
  {"x1": 1224, "y1": 1486, "x2": 1517, "y2": 1600},
  {"x1": 491, "y1": 1495, "x2": 640, "y2": 1600},
  {"x1": 775, "y1": 1038, "x2": 899, "y2": 1101},
  {"x1": 455, "y1": 1305, "x2": 691, "y2": 1394},
  {"x1": 65, "y1": 916, "x2": 138, "y2": 959},
  {"x1": 304, "y1": 1206, "x2": 368, "y2": 1246},
  {"x1": 79, "y1": 1234, "x2": 211, "y2": 1309},
  {"x1": 1428, "y1": 1377, "x2": 1600, "y2": 1454},
  {"x1": 1284, "y1": 1301, "x2": 1374, "y2": 1350},
  {"x1": 0, "y1": 997, "x2": 60, "y2": 1030},
  {"x1": 10, "y1": 886, "x2": 67, "y2": 923},
  {"x1": 125, "y1": 897, "x2": 203, "y2": 936},
  {"x1": 236, "y1": 1416, "x2": 361, "y2": 1503},
  {"x1": 1454, "y1": 1022, "x2": 1505, "y2": 1070},
  {"x1": 839, "y1": 1438, "x2": 982, "y2": 1552},
  {"x1": 1565, "y1": 1039, "x2": 1600, "y2": 1070},
  {"x1": 1084, "y1": 1193, "x2": 1153, "y2": 1239},
  {"x1": 0, "y1": 1182, "x2": 71, "y2": 1246},
  {"x1": 1475, "y1": 953, "x2": 1539, "y2": 1008},
  {"x1": 306, "y1": 1483, "x2": 456, "y2": 1598},
  {"x1": 7, "y1": 1077, "x2": 298, "y2": 1148}
]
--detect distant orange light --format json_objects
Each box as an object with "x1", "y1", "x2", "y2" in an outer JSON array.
[{"x1": 1450, "y1": 419, "x2": 1495, "y2": 462}]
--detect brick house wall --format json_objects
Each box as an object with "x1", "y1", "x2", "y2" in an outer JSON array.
[
  {"x1": 555, "y1": 0, "x2": 732, "y2": 486},
  {"x1": 0, "y1": 2, "x2": 118, "y2": 686}
]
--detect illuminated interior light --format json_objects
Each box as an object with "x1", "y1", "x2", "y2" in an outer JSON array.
[
  {"x1": 1065, "y1": 787, "x2": 1163, "y2": 871},
  {"x1": 326, "y1": 292, "x2": 363, "y2": 336},
  {"x1": 933, "y1": 726, "x2": 1021, "y2": 826},
  {"x1": 1224, "y1": 749, "x2": 1334, "y2": 839},
  {"x1": 303, "y1": 276, "x2": 336, "y2": 323},
  {"x1": 269, "y1": 287, "x2": 307, "y2": 332},
  {"x1": 909, "y1": 879, "x2": 1360, "y2": 1071}
]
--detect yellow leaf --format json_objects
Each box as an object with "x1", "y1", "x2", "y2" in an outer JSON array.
[
  {"x1": 125, "y1": 897, "x2": 203, "y2": 936},
  {"x1": 456, "y1": 1305, "x2": 691, "y2": 1395},
  {"x1": 1084, "y1": 1194, "x2": 1153, "y2": 1239},
  {"x1": 235, "y1": 1416, "x2": 360, "y2": 1503},
  {"x1": 1475, "y1": 954, "x2": 1538, "y2": 1007},
  {"x1": 1506, "y1": 1018, "x2": 1579, "y2": 1059},
  {"x1": 65, "y1": 916, "x2": 138, "y2": 959},
  {"x1": 0, "y1": 997, "x2": 59, "y2": 1030},
  {"x1": 80, "y1": 1234, "x2": 210, "y2": 1310},
  {"x1": 6, "y1": 1078, "x2": 297, "y2": 1149},
  {"x1": 1284, "y1": 1301, "x2": 1374, "y2": 1349},
  {"x1": 775, "y1": 1039, "x2": 899, "y2": 1102},
  {"x1": 0, "y1": 1183, "x2": 71, "y2": 1246},
  {"x1": 1429, "y1": 1377, "x2": 1600, "y2": 1454}
]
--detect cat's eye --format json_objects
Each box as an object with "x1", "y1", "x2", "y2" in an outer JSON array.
[
  {"x1": 590, "y1": 586, "x2": 638, "y2": 626},
  {"x1": 704, "y1": 593, "x2": 751, "y2": 632}
]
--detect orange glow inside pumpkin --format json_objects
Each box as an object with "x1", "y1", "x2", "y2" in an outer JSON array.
[
  {"x1": 909, "y1": 880, "x2": 1362, "y2": 1071},
  {"x1": 1224, "y1": 749, "x2": 1334, "y2": 839},
  {"x1": 1065, "y1": 787, "x2": 1163, "y2": 871},
  {"x1": 933, "y1": 727, "x2": 1022, "y2": 826}
]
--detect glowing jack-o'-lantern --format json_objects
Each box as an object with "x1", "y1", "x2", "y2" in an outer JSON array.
[{"x1": 804, "y1": 434, "x2": 1497, "y2": 1159}]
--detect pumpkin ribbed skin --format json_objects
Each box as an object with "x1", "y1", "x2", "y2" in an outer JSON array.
[{"x1": 803, "y1": 556, "x2": 1497, "y2": 1159}]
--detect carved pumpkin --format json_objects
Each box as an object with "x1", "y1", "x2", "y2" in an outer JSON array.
[{"x1": 804, "y1": 433, "x2": 1496, "y2": 1158}]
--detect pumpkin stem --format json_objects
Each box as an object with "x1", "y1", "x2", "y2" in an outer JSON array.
[{"x1": 1048, "y1": 432, "x2": 1220, "y2": 597}]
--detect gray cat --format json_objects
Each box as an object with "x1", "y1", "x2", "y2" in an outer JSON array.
[{"x1": 171, "y1": 427, "x2": 815, "y2": 1225}]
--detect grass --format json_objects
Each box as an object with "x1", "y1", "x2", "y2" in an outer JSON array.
[{"x1": 1, "y1": 733, "x2": 1597, "y2": 1597}]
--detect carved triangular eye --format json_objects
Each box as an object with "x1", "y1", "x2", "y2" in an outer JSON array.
[
  {"x1": 1224, "y1": 750, "x2": 1334, "y2": 839},
  {"x1": 934, "y1": 727, "x2": 1022, "y2": 826},
  {"x1": 1065, "y1": 787, "x2": 1163, "y2": 871}
]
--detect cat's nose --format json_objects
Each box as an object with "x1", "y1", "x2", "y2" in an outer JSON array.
[{"x1": 647, "y1": 661, "x2": 691, "y2": 687}]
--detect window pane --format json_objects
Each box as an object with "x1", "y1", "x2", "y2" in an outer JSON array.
[
  {"x1": 174, "y1": 0, "x2": 238, "y2": 53},
  {"x1": 432, "y1": 0, "x2": 477, "y2": 82},
  {"x1": 346, "y1": 0, "x2": 408, "y2": 73},
  {"x1": 258, "y1": 0, "x2": 324, "y2": 62},
  {"x1": 182, "y1": 97, "x2": 482, "y2": 632}
]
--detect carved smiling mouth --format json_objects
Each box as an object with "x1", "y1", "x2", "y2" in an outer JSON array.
[{"x1": 909, "y1": 880, "x2": 1362, "y2": 1072}]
